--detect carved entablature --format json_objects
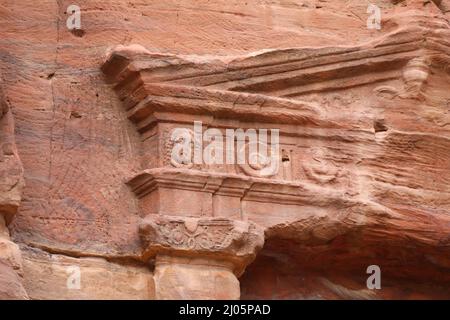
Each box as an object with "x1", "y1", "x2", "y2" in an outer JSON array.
[
  {"x1": 139, "y1": 215, "x2": 264, "y2": 276},
  {"x1": 103, "y1": 23, "x2": 450, "y2": 228},
  {"x1": 127, "y1": 168, "x2": 356, "y2": 221}
]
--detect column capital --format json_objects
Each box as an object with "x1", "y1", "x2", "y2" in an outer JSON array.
[{"x1": 139, "y1": 216, "x2": 264, "y2": 276}]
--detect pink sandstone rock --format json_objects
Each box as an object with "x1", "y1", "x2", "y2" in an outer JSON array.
[{"x1": 0, "y1": 0, "x2": 449, "y2": 299}]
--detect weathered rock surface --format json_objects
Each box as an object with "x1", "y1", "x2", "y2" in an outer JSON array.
[
  {"x1": 0, "y1": 83, "x2": 27, "y2": 299},
  {"x1": 0, "y1": 84, "x2": 24, "y2": 223},
  {"x1": 0, "y1": 260, "x2": 28, "y2": 300},
  {"x1": 21, "y1": 247, "x2": 154, "y2": 300},
  {"x1": 0, "y1": 0, "x2": 449, "y2": 299},
  {"x1": 0, "y1": 216, "x2": 27, "y2": 300}
]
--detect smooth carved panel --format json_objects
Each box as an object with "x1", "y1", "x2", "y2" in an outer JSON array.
[{"x1": 154, "y1": 255, "x2": 240, "y2": 300}]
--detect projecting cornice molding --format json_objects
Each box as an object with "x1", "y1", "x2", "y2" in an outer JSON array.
[
  {"x1": 127, "y1": 168, "x2": 354, "y2": 207},
  {"x1": 102, "y1": 27, "x2": 450, "y2": 125}
]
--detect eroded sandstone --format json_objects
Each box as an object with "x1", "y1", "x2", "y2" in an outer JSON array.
[
  {"x1": 0, "y1": 0, "x2": 449, "y2": 300},
  {"x1": 0, "y1": 83, "x2": 27, "y2": 299}
]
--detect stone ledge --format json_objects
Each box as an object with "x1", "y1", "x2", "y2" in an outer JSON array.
[{"x1": 127, "y1": 167, "x2": 355, "y2": 206}]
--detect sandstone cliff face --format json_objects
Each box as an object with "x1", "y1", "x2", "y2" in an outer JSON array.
[
  {"x1": 0, "y1": 84, "x2": 27, "y2": 299},
  {"x1": 0, "y1": 0, "x2": 449, "y2": 299}
]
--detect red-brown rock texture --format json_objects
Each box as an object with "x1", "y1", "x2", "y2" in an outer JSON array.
[{"x1": 0, "y1": 0, "x2": 450, "y2": 300}]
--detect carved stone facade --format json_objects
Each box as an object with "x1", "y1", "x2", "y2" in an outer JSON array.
[
  {"x1": 100, "y1": 4, "x2": 450, "y2": 298},
  {"x1": 0, "y1": 0, "x2": 450, "y2": 299}
]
